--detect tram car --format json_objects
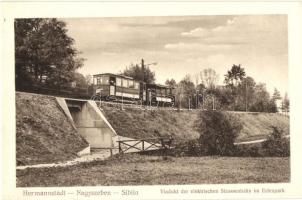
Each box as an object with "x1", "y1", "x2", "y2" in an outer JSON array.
[
  {"x1": 92, "y1": 73, "x2": 140, "y2": 104},
  {"x1": 145, "y1": 83, "x2": 175, "y2": 107},
  {"x1": 91, "y1": 73, "x2": 175, "y2": 106}
]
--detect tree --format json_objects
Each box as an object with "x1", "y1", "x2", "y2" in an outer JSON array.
[
  {"x1": 199, "y1": 68, "x2": 219, "y2": 90},
  {"x1": 249, "y1": 83, "x2": 273, "y2": 112},
  {"x1": 15, "y1": 18, "x2": 84, "y2": 90},
  {"x1": 196, "y1": 111, "x2": 243, "y2": 156},
  {"x1": 282, "y1": 93, "x2": 290, "y2": 114},
  {"x1": 72, "y1": 72, "x2": 87, "y2": 88},
  {"x1": 122, "y1": 63, "x2": 155, "y2": 84},
  {"x1": 85, "y1": 74, "x2": 93, "y2": 86},
  {"x1": 224, "y1": 64, "x2": 246, "y2": 110},
  {"x1": 262, "y1": 126, "x2": 290, "y2": 157},
  {"x1": 224, "y1": 64, "x2": 246, "y2": 87},
  {"x1": 176, "y1": 75, "x2": 195, "y2": 109},
  {"x1": 272, "y1": 88, "x2": 282, "y2": 101},
  {"x1": 165, "y1": 79, "x2": 177, "y2": 88},
  {"x1": 236, "y1": 76, "x2": 256, "y2": 111}
]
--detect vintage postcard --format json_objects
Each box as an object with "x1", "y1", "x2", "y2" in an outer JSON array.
[{"x1": 1, "y1": 1, "x2": 302, "y2": 200}]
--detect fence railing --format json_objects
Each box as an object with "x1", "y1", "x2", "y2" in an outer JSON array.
[{"x1": 117, "y1": 137, "x2": 173, "y2": 154}]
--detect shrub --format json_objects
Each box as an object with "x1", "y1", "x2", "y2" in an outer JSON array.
[
  {"x1": 235, "y1": 144, "x2": 263, "y2": 157},
  {"x1": 196, "y1": 111, "x2": 243, "y2": 156},
  {"x1": 262, "y1": 126, "x2": 290, "y2": 157}
]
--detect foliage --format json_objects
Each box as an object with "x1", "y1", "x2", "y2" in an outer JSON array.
[
  {"x1": 262, "y1": 127, "x2": 290, "y2": 157},
  {"x1": 176, "y1": 74, "x2": 196, "y2": 109},
  {"x1": 122, "y1": 63, "x2": 155, "y2": 84},
  {"x1": 15, "y1": 18, "x2": 85, "y2": 90},
  {"x1": 85, "y1": 74, "x2": 93, "y2": 86},
  {"x1": 224, "y1": 64, "x2": 246, "y2": 87},
  {"x1": 196, "y1": 111, "x2": 243, "y2": 156},
  {"x1": 235, "y1": 127, "x2": 290, "y2": 157},
  {"x1": 165, "y1": 79, "x2": 177, "y2": 88},
  {"x1": 272, "y1": 88, "x2": 282, "y2": 101},
  {"x1": 199, "y1": 68, "x2": 219, "y2": 90},
  {"x1": 72, "y1": 72, "x2": 87, "y2": 88},
  {"x1": 249, "y1": 83, "x2": 276, "y2": 112},
  {"x1": 282, "y1": 93, "x2": 290, "y2": 114},
  {"x1": 234, "y1": 76, "x2": 256, "y2": 111}
]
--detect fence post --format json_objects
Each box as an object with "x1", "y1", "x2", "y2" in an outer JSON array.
[{"x1": 118, "y1": 141, "x2": 122, "y2": 153}]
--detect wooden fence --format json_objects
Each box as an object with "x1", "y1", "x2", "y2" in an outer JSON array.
[{"x1": 117, "y1": 137, "x2": 173, "y2": 154}]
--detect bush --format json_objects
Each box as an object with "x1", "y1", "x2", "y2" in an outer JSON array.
[
  {"x1": 235, "y1": 144, "x2": 263, "y2": 157},
  {"x1": 196, "y1": 111, "x2": 243, "y2": 156},
  {"x1": 262, "y1": 126, "x2": 290, "y2": 157}
]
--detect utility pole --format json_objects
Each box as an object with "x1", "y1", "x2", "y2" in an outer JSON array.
[
  {"x1": 212, "y1": 96, "x2": 215, "y2": 110},
  {"x1": 245, "y1": 81, "x2": 248, "y2": 112},
  {"x1": 141, "y1": 59, "x2": 145, "y2": 83},
  {"x1": 202, "y1": 89, "x2": 205, "y2": 110},
  {"x1": 140, "y1": 59, "x2": 157, "y2": 83},
  {"x1": 196, "y1": 90, "x2": 198, "y2": 109}
]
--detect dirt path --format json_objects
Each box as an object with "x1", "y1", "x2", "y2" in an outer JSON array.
[
  {"x1": 16, "y1": 149, "x2": 119, "y2": 170},
  {"x1": 16, "y1": 136, "x2": 163, "y2": 170},
  {"x1": 234, "y1": 135, "x2": 290, "y2": 145}
]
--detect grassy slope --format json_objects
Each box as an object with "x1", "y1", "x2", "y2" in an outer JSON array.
[
  {"x1": 102, "y1": 108, "x2": 200, "y2": 145},
  {"x1": 16, "y1": 92, "x2": 89, "y2": 166},
  {"x1": 102, "y1": 108, "x2": 289, "y2": 143},
  {"x1": 16, "y1": 154, "x2": 290, "y2": 186},
  {"x1": 232, "y1": 112, "x2": 289, "y2": 142}
]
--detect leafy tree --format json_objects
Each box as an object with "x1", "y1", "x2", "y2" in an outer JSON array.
[
  {"x1": 262, "y1": 126, "x2": 290, "y2": 157},
  {"x1": 122, "y1": 63, "x2": 155, "y2": 84},
  {"x1": 224, "y1": 64, "x2": 246, "y2": 110},
  {"x1": 85, "y1": 74, "x2": 93, "y2": 86},
  {"x1": 272, "y1": 88, "x2": 282, "y2": 101},
  {"x1": 196, "y1": 111, "x2": 243, "y2": 156},
  {"x1": 224, "y1": 64, "x2": 246, "y2": 87},
  {"x1": 177, "y1": 75, "x2": 196, "y2": 109},
  {"x1": 282, "y1": 93, "x2": 290, "y2": 114},
  {"x1": 236, "y1": 76, "x2": 256, "y2": 111},
  {"x1": 15, "y1": 18, "x2": 85, "y2": 90},
  {"x1": 72, "y1": 72, "x2": 87, "y2": 88},
  {"x1": 165, "y1": 79, "x2": 177, "y2": 88},
  {"x1": 249, "y1": 83, "x2": 277, "y2": 112}
]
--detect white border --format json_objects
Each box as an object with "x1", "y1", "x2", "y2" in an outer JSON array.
[{"x1": 1, "y1": 2, "x2": 302, "y2": 200}]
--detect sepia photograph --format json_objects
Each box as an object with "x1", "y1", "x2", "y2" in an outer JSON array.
[{"x1": 14, "y1": 15, "x2": 291, "y2": 188}]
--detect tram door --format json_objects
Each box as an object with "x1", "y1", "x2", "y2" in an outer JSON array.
[{"x1": 110, "y1": 85, "x2": 115, "y2": 96}]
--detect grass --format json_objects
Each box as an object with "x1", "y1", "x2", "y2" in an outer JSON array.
[
  {"x1": 16, "y1": 154, "x2": 290, "y2": 187},
  {"x1": 231, "y1": 112, "x2": 289, "y2": 141},
  {"x1": 102, "y1": 108, "x2": 201, "y2": 145},
  {"x1": 16, "y1": 92, "x2": 88, "y2": 166},
  {"x1": 102, "y1": 108, "x2": 289, "y2": 144}
]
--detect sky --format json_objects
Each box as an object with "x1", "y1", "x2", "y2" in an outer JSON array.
[{"x1": 63, "y1": 15, "x2": 288, "y2": 96}]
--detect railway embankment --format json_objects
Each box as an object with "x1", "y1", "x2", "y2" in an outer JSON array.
[
  {"x1": 102, "y1": 108, "x2": 289, "y2": 144},
  {"x1": 16, "y1": 92, "x2": 289, "y2": 166},
  {"x1": 16, "y1": 92, "x2": 89, "y2": 166}
]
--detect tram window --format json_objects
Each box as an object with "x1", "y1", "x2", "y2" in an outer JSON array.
[
  {"x1": 167, "y1": 89, "x2": 171, "y2": 95},
  {"x1": 163, "y1": 89, "x2": 167, "y2": 96},
  {"x1": 128, "y1": 80, "x2": 134, "y2": 88},
  {"x1": 134, "y1": 82, "x2": 139, "y2": 89},
  {"x1": 122, "y1": 79, "x2": 128, "y2": 87},
  {"x1": 96, "y1": 77, "x2": 101, "y2": 85},
  {"x1": 101, "y1": 76, "x2": 109, "y2": 85},
  {"x1": 156, "y1": 88, "x2": 161, "y2": 95},
  {"x1": 116, "y1": 78, "x2": 122, "y2": 86}
]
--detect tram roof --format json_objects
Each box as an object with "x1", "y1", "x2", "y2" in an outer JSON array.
[
  {"x1": 147, "y1": 83, "x2": 174, "y2": 89},
  {"x1": 93, "y1": 73, "x2": 134, "y2": 80}
]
